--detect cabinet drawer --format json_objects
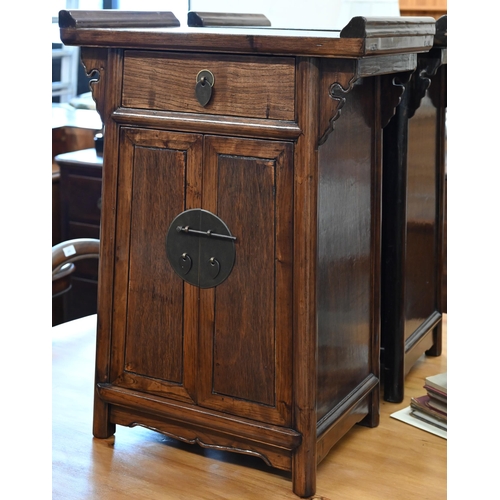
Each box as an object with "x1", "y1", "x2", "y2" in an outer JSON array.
[
  {"x1": 122, "y1": 51, "x2": 296, "y2": 121},
  {"x1": 64, "y1": 174, "x2": 102, "y2": 225}
]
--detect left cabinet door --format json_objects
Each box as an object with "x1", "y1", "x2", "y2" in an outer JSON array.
[{"x1": 110, "y1": 127, "x2": 203, "y2": 405}]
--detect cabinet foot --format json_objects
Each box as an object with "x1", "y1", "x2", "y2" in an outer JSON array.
[{"x1": 93, "y1": 397, "x2": 115, "y2": 438}]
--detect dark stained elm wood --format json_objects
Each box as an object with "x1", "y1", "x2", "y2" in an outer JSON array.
[
  {"x1": 125, "y1": 147, "x2": 186, "y2": 383},
  {"x1": 405, "y1": 104, "x2": 439, "y2": 331},
  {"x1": 198, "y1": 136, "x2": 293, "y2": 427},
  {"x1": 111, "y1": 128, "x2": 203, "y2": 404},
  {"x1": 434, "y1": 15, "x2": 447, "y2": 47},
  {"x1": 122, "y1": 51, "x2": 296, "y2": 121},
  {"x1": 91, "y1": 47, "x2": 124, "y2": 440},
  {"x1": 289, "y1": 57, "x2": 321, "y2": 498},
  {"x1": 187, "y1": 11, "x2": 271, "y2": 27},
  {"x1": 340, "y1": 16, "x2": 436, "y2": 39},
  {"x1": 111, "y1": 107, "x2": 302, "y2": 141},
  {"x1": 381, "y1": 17, "x2": 446, "y2": 403},
  {"x1": 214, "y1": 156, "x2": 276, "y2": 404},
  {"x1": 59, "y1": 10, "x2": 180, "y2": 28},
  {"x1": 317, "y1": 77, "x2": 377, "y2": 422},
  {"x1": 62, "y1": 10, "x2": 437, "y2": 498},
  {"x1": 98, "y1": 385, "x2": 301, "y2": 471},
  {"x1": 429, "y1": 16, "x2": 447, "y2": 317},
  {"x1": 60, "y1": 12, "x2": 435, "y2": 58}
]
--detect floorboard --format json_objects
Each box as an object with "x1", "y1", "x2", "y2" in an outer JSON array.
[{"x1": 52, "y1": 314, "x2": 447, "y2": 499}]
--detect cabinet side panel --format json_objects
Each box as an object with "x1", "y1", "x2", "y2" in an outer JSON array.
[
  {"x1": 316, "y1": 79, "x2": 374, "y2": 421},
  {"x1": 125, "y1": 146, "x2": 186, "y2": 382},
  {"x1": 405, "y1": 94, "x2": 438, "y2": 338}
]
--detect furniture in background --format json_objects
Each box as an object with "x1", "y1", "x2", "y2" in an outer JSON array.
[
  {"x1": 52, "y1": 104, "x2": 102, "y2": 325},
  {"x1": 187, "y1": 11, "x2": 271, "y2": 26},
  {"x1": 52, "y1": 237, "x2": 101, "y2": 297},
  {"x1": 52, "y1": 103, "x2": 102, "y2": 245},
  {"x1": 52, "y1": 104, "x2": 102, "y2": 159},
  {"x1": 52, "y1": 262, "x2": 75, "y2": 299},
  {"x1": 59, "y1": 10, "x2": 435, "y2": 498},
  {"x1": 381, "y1": 15, "x2": 447, "y2": 403},
  {"x1": 55, "y1": 148, "x2": 103, "y2": 324}
]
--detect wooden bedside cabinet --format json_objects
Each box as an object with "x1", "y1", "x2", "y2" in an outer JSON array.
[
  {"x1": 381, "y1": 15, "x2": 447, "y2": 402},
  {"x1": 59, "y1": 10, "x2": 435, "y2": 497},
  {"x1": 55, "y1": 148, "x2": 103, "y2": 322}
]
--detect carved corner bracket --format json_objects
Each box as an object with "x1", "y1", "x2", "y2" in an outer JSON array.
[
  {"x1": 406, "y1": 55, "x2": 443, "y2": 119},
  {"x1": 426, "y1": 49, "x2": 447, "y2": 110},
  {"x1": 318, "y1": 59, "x2": 359, "y2": 145},
  {"x1": 80, "y1": 47, "x2": 108, "y2": 122},
  {"x1": 380, "y1": 71, "x2": 413, "y2": 129},
  {"x1": 319, "y1": 54, "x2": 418, "y2": 143}
]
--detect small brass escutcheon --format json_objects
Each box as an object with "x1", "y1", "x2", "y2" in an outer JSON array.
[{"x1": 195, "y1": 69, "x2": 215, "y2": 107}]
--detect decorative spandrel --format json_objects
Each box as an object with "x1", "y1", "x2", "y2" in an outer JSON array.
[
  {"x1": 318, "y1": 54, "x2": 417, "y2": 145},
  {"x1": 80, "y1": 47, "x2": 107, "y2": 122}
]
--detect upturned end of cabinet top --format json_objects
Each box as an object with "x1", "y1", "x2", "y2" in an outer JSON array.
[{"x1": 434, "y1": 15, "x2": 447, "y2": 48}]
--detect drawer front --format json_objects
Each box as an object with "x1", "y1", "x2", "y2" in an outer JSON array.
[{"x1": 122, "y1": 51, "x2": 296, "y2": 121}]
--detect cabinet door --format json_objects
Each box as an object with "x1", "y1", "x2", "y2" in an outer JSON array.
[
  {"x1": 198, "y1": 136, "x2": 294, "y2": 426},
  {"x1": 111, "y1": 127, "x2": 202, "y2": 404}
]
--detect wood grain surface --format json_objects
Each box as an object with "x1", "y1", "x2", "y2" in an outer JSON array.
[{"x1": 52, "y1": 314, "x2": 447, "y2": 500}]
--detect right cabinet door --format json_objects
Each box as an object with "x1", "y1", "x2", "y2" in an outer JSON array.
[{"x1": 197, "y1": 136, "x2": 294, "y2": 427}]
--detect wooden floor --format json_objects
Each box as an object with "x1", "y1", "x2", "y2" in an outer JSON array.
[{"x1": 52, "y1": 315, "x2": 447, "y2": 500}]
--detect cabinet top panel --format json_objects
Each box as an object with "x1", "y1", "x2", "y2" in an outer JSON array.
[{"x1": 59, "y1": 11, "x2": 435, "y2": 58}]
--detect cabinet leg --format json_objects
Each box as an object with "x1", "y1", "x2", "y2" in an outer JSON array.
[
  {"x1": 93, "y1": 393, "x2": 115, "y2": 438},
  {"x1": 383, "y1": 334, "x2": 405, "y2": 403},
  {"x1": 425, "y1": 322, "x2": 442, "y2": 357},
  {"x1": 358, "y1": 386, "x2": 380, "y2": 428},
  {"x1": 292, "y1": 442, "x2": 316, "y2": 498},
  {"x1": 383, "y1": 368, "x2": 405, "y2": 403}
]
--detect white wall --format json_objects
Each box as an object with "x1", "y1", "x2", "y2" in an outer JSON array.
[{"x1": 189, "y1": 0, "x2": 400, "y2": 30}]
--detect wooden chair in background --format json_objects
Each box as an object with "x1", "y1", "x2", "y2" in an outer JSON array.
[{"x1": 52, "y1": 238, "x2": 100, "y2": 324}]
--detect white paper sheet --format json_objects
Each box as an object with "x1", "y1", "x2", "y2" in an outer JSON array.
[{"x1": 390, "y1": 406, "x2": 447, "y2": 440}]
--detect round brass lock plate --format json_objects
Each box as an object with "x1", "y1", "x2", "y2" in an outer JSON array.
[{"x1": 166, "y1": 209, "x2": 236, "y2": 288}]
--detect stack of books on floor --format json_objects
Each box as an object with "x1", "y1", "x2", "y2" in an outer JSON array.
[
  {"x1": 410, "y1": 372, "x2": 447, "y2": 432},
  {"x1": 390, "y1": 371, "x2": 447, "y2": 438}
]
